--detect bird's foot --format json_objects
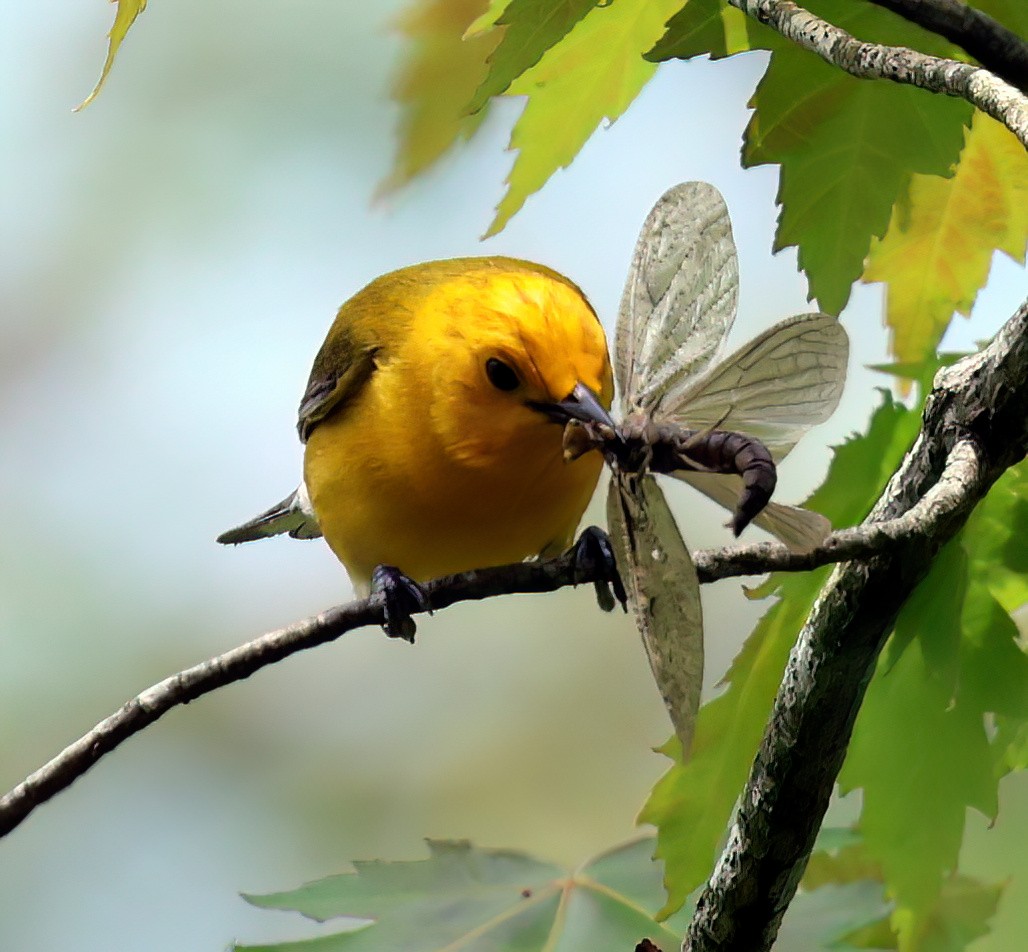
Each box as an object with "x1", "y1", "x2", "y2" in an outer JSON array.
[
  {"x1": 573, "y1": 526, "x2": 627, "y2": 613},
  {"x1": 370, "y1": 565, "x2": 431, "y2": 642}
]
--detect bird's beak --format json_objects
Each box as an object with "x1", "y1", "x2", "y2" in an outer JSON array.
[{"x1": 528, "y1": 382, "x2": 614, "y2": 429}]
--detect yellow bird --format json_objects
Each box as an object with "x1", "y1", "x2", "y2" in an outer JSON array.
[{"x1": 219, "y1": 257, "x2": 615, "y2": 634}]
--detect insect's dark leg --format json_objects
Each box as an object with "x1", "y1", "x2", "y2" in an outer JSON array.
[
  {"x1": 370, "y1": 565, "x2": 431, "y2": 642},
  {"x1": 573, "y1": 526, "x2": 627, "y2": 613}
]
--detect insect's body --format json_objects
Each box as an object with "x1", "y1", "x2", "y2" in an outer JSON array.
[{"x1": 612, "y1": 420, "x2": 778, "y2": 536}]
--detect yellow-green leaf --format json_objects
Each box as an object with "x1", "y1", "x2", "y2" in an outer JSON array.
[
  {"x1": 646, "y1": 0, "x2": 763, "y2": 61},
  {"x1": 464, "y1": 0, "x2": 512, "y2": 38},
  {"x1": 863, "y1": 112, "x2": 1028, "y2": 367},
  {"x1": 467, "y1": 0, "x2": 602, "y2": 115},
  {"x1": 380, "y1": 0, "x2": 500, "y2": 196},
  {"x1": 487, "y1": 0, "x2": 680, "y2": 236},
  {"x1": 77, "y1": 0, "x2": 148, "y2": 111}
]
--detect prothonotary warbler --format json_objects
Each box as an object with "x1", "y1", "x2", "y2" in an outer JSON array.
[{"x1": 218, "y1": 257, "x2": 616, "y2": 636}]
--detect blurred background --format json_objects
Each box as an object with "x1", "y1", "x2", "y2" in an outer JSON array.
[{"x1": 1, "y1": 1, "x2": 1024, "y2": 949}]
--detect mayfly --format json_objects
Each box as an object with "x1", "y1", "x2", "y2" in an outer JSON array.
[{"x1": 568, "y1": 182, "x2": 848, "y2": 755}]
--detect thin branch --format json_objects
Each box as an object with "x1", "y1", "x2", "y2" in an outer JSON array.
[
  {"x1": 729, "y1": 0, "x2": 1028, "y2": 147},
  {"x1": 3, "y1": 312, "x2": 1025, "y2": 847},
  {"x1": 682, "y1": 299, "x2": 1028, "y2": 952},
  {"x1": 869, "y1": 0, "x2": 1028, "y2": 93},
  {"x1": 693, "y1": 457, "x2": 978, "y2": 580},
  {"x1": 0, "y1": 552, "x2": 597, "y2": 839},
  {"x1": 0, "y1": 422, "x2": 1006, "y2": 843}
]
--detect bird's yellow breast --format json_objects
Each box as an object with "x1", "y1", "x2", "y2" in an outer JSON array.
[{"x1": 302, "y1": 258, "x2": 613, "y2": 592}]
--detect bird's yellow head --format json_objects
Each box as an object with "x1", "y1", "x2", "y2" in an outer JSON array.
[{"x1": 412, "y1": 259, "x2": 615, "y2": 467}]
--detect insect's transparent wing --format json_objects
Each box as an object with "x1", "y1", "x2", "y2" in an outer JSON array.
[
  {"x1": 673, "y1": 471, "x2": 831, "y2": 552},
  {"x1": 657, "y1": 313, "x2": 849, "y2": 461},
  {"x1": 615, "y1": 182, "x2": 739, "y2": 415},
  {"x1": 607, "y1": 473, "x2": 703, "y2": 755}
]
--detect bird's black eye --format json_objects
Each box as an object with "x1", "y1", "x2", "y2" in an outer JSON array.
[{"x1": 485, "y1": 357, "x2": 520, "y2": 392}]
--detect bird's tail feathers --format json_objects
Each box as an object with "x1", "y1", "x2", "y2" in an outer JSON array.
[{"x1": 216, "y1": 485, "x2": 322, "y2": 544}]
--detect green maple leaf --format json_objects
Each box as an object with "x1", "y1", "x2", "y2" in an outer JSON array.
[
  {"x1": 486, "y1": 0, "x2": 682, "y2": 236},
  {"x1": 235, "y1": 838, "x2": 688, "y2": 951},
  {"x1": 863, "y1": 113, "x2": 1028, "y2": 368},
  {"x1": 645, "y1": 0, "x2": 760, "y2": 61},
  {"x1": 236, "y1": 833, "x2": 894, "y2": 952},
  {"x1": 466, "y1": 0, "x2": 602, "y2": 114}
]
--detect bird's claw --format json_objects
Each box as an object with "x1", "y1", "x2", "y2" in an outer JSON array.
[
  {"x1": 573, "y1": 526, "x2": 627, "y2": 613},
  {"x1": 371, "y1": 565, "x2": 431, "y2": 642}
]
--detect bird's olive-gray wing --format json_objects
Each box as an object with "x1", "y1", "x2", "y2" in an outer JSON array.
[
  {"x1": 297, "y1": 324, "x2": 379, "y2": 443},
  {"x1": 607, "y1": 472, "x2": 703, "y2": 756},
  {"x1": 656, "y1": 313, "x2": 848, "y2": 461},
  {"x1": 615, "y1": 182, "x2": 738, "y2": 416}
]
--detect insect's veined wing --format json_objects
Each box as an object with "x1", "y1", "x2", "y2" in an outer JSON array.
[
  {"x1": 615, "y1": 182, "x2": 739, "y2": 415},
  {"x1": 655, "y1": 312, "x2": 849, "y2": 460},
  {"x1": 607, "y1": 472, "x2": 703, "y2": 756},
  {"x1": 659, "y1": 312, "x2": 847, "y2": 550},
  {"x1": 673, "y1": 471, "x2": 832, "y2": 552}
]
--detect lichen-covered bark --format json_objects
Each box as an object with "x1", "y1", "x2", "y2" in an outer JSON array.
[{"x1": 682, "y1": 302, "x2": 1028, "y2": 952}]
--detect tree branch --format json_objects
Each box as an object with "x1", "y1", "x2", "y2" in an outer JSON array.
[
  {"x1": 729, "y1": 0, "x2": 1028, "y2": 147},
  {"x1": 869, "y1": 0, "x2": 1028, "y2": 94},
  {"x1": 0, "y1": 387, "x2": 1014, "y2": 844},
  {"x1": 682, "y1": 298, "x2": 1028, "y2": 952},
  {"x1": 0, "y1": 553, "x2": 594, "y2": 840}
]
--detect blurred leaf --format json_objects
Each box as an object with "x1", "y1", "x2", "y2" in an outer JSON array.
[
  {"x1": 236, "y1": 838, "x2": 684, "y2": 951},
  {"x1": 802, "y1": 392, "x2": 922, "y2": 530},
  {"x1": 796, "y1": 829, "x2": 895, "y2": 948},
  {"x1": 867, "y1": 354, "x2": 963, "y2": 394},
  {"x1": 974, "y1": 0, "x2": 1028, "y2": 43},
  {"x1": 891, "y1": 876, "x2": 1003, "y2": 952},
  {"x1": 959, "y1": 580, "x2": 1028, "y2": 721},
  {"x1": 380, "y1": 0, "x2": 501, "y2": 196},
  {"x1": 883, "y1": 541, "x2": 967, "y2": 681},
  {"x1": 640, "y1": 394, "x2": 921, "y2": 916},
  {"x1": 487, "y1": 0, "x2": 681, "y2": 236},
  {"x1": 645, "y1": 0, "x2": 759, "y2": 61},
  {"x1": 863, "y1": 113, "x2": 1028, "y2": 368},
  {"x1": 801, "y1": 830, "x2": 1007, "y2": 950},
  {"x1": 811, "y1": 825, "x2": 864, "y2": 857},
  {"x1": 837, "y1": 456, "x2": 1026, "y2": 939},
  {"x1": 77, "y1": 0, "x2": 148, "y2": 110},
  {"x1": 962, "y1": 459, "x2": 1028, "y2": 615},
  {"x1": 743, "y1": 1, "x2": 971, "y2": 314},
  {"x1": 778, "y1": 882, "x2": 893, "y2": 952},
  {"x1": 804, "y1": 838, "x2": 885, "y2": 891},
  {"x1": 465, "y1": 0, "x2": 512, "y2": 37},
  {"x1": 992, "y1": 715, "x2": 1028, "y2": 777},
  {"x1": 466, "y1": 0, "x2": 601, "y2": 114},
  {"x1": 840, "y1": 630, "x2": 996, "y2": 918}
]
